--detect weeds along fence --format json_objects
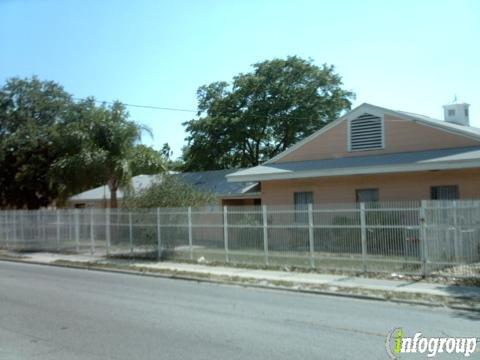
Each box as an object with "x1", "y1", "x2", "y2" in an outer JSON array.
[{"x1": 0, "y1": 200, "x2": 479, "y2": 278}]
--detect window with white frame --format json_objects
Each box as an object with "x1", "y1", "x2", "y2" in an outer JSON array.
[
  {"x1": 348, "y1": 113, "x2": 384, "y2": 151},
  {"x1": 431, "y1": 185, "x2": 459, "y2": 200},
  {"x1": 355, "y1": 188, "x2": 379, "y2": 203},
  {"x1": 294, "y1": 191, "x2": 313, "y2": 223}
]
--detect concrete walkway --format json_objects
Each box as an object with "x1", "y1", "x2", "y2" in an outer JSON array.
[
  {"x1": 2, "y1": 251, "x2": 479, "y2": 309},
  {"x1": 138, "y1": 261, "x2": 480, "y2": 298}
]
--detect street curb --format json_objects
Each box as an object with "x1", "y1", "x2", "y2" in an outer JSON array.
[{"x1": 1, "y1": 257, "x2": 478, "y2": 312}]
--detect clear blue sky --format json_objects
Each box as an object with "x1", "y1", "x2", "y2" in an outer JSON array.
[{"x1": 1, "y1": 0, "x2": 479, "y2": 158}]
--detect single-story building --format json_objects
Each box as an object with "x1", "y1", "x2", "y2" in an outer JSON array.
[
  {"x1": 67, "y1": 170, "x2": 260, "y2": 208},
  {"x1": 227, "y1": 102, "x2": 480, "y2": 206}
]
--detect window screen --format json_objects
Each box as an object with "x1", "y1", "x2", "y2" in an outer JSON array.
[
  {"x1": 356, "y1": 188, "x2": 379, "y2": 203},
  {"x1": 294, "y1": 192, "x2": 313, "y2": 223},
  {"x1": 431, "y1": 185, "x2": 459, "y2": 200}
]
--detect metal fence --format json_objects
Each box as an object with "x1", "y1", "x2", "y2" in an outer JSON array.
[{"x1": 0, "y1": 200, "x2": 479, "y2": 278}]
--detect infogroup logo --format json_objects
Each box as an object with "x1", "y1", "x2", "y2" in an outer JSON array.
[{"x1": 385, "y1": 327, "x2": 478, "y2": 358}]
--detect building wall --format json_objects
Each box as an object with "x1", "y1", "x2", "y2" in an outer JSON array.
[
  {"x1": 261, "y1": 168, "x2": 480, "y2": 205},
  {"x1": 276, "y1": 115, "x2": 480, "y2": 163}
]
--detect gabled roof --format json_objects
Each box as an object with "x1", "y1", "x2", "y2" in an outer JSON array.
[
  {"x1": 69, "y1": 170, "x2": 259, "y2": 202},
  {"x1": 69, "y1": 174, "x2": 157, "y2": 201},
  {"x1": 227, "y1": 146, "x2": 480, "y2": 182},
  {"x1": 175, "y1": 169, "x2": 259, "y2": 197},
  {"x1": 264, "y1": 103, "x2": 480, "y2": 165}
]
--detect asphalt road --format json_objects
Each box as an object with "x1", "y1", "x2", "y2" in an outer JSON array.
[{"x1": 0, "y1": 261, "x2": 478, "y2": 360}]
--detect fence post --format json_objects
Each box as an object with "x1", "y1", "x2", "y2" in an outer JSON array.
[
  {"x1": 262, "y1": 205, "x2": 269, "y2": 265},
  {"x1": 308, "y1": 204, "x2": 315, "y2": 268},
  {"x1": 420, "y1": 200, "x2": 429, "y2": 277},
  {"x1": 156, "y1": 208, "x2": 162, "y2": 260},
  {"x1": 13, "y1": 210, "x2": 17, "y2": 250},
  {"x1": 360, "y1": 202, "x2": 367, "y2": 273},
  {"x1": 452, "y1": 200, "x2": 459, "y2": 260},
  {"x1": 188, "y1": 207, "x2": 193, "y2": 260},
  {"x1": 129, "y1": 211, "x2": 133, "y2": 258},
  {"x1": 223, "y1": 206, "x2": 229, "y2": 263},
  {"x1": 55, "y1": 210, "x2": 61, "y2": 251},
  {"x1": 20, "y1": 210, "x2": 25, "y2": 248},
  {"x1": 105, "y1": 208, "x2": 111, "y2": 256},
  {"x1": 5, "y1": 212, "x2": 10, "y2": 250},
  {"x1": 90, "y1": 208, "x2": 95, "y2": 255},
  {"x1": 74, "y1": 209, "x2": 80, "y2": 253},
  {"x1": 3, "y1": 212, "x2": 7, "y2": 248},
  {"x1": 0, "y1": 213, "x2": 3, "y2": 248},
  {"x1": 36, "y1": 210, "x2": 41, "y2": 246},
  {"x1": 42, "y1": 210, "x2": 46, "y2": 247}
]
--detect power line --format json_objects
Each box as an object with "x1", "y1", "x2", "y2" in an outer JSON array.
[
  {"x1": 72, "y1": 96, "x2": 336, "y2": 122},
  {"x1": 73, "y1": 97, "x2": 196, "y2": 113}
]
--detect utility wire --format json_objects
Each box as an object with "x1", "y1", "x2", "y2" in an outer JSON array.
[
  {"x1": 72, "y1": 96, "x2": 331, "y2": 122},
  {"x1": 73, "y1": 97, "x2": 196, "y2": 113}
]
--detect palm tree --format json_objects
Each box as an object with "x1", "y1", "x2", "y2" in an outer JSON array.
[
  {"x1": 94, "y1": 101, "x2": 155, "y2": 208},
  {"x1": 52, "y1": 99, "x2": 164, "y2": 208}
]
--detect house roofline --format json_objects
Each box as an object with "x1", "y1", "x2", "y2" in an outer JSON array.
[
  {"x1": 219, "y1": 192, "x2": 261, "y2": 199},
  {"x1": 264, "y1": 103, "x2": 480, "y2": 164},
  {"x1": 227, "y1": 159, "x2": 480, "y2": 183}
]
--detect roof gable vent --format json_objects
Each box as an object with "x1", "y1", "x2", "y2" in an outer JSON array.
[{"x1": 348, "y1": 113, "x2": 384, "y2": 151}]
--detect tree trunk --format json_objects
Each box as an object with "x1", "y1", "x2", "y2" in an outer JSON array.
[
  {"x1": 110, "y1": 188, "x2": 118, "y2": 208},
  {"x1": 108, "y1": 177, "x2": 119, "y2": 208}
]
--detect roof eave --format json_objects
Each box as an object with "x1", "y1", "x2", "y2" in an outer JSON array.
[
  {"x1": 263, "y1": 103, "x2": 480, "y2": 165},
  {"x1": 219, "y1": 192, "x2": 261, "y2": 199},
  {"x1": 227, "y1": 159, "x2": 480, "y2": 183}
]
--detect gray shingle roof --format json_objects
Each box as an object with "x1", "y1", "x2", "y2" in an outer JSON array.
[
  {"x1": 227, "y1": 146, "x2": 480, "y2": 181},
  {"x1": 175, "y1": 169, "x2": 258, "y2": 196},
  {"x1": 68, "y1": 174, "x2": 159, "y2": 201},
  {"x1": 69, "y1": 170, "x2": 258, "y2": 201}
]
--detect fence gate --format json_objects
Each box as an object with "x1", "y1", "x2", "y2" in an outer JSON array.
[{"x1": 423, "y1": 200, "x2": 480, "y2": 277}]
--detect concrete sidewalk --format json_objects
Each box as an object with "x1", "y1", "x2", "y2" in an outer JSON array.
[{"x1": 1, "y1": 250, "x2": 479, "y2": 310}]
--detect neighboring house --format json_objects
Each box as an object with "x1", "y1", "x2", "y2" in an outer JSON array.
[
  {"x1": 66, "y1": 170, "x2": 259, "y2": 208},
  {"x1": 227, "y1": 102, "x2": 480, "y2": 206},
  {"x1": 176, "y1": 170, "x2": 260, "y2": 206}
]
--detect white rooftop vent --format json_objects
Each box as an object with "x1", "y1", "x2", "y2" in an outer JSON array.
[{"x1": 443, "y1": 102, "x2": 470, "y2": 126}]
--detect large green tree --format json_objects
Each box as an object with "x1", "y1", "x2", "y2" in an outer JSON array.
[
  {"x1": 0, "y1": 77, "x2": 72, "y2": 208},
  {"x1": 130, "y1": 144, "x2": 165, "y2": 176},
  {"x1": 0, "y1": 77, "x2": 165, "y2": 209},
  {"x1": 182, "y1": 56, "x2": 355, "y2": 170}
]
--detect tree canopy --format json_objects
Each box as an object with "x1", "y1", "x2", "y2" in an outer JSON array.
[
  {"x1": 0, "y1": 77, "x2": 165, "y2": 209},
  {"x1": 0, "y1": 77, "x2": 72, "y2": 208},
  {"x1": 182, "y1": 56, "x2": 355, "y2": 171}
]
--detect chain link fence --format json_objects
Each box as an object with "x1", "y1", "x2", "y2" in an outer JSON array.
[{"x1": 0, "y1": 200, "x2": 479, "y2": 278}]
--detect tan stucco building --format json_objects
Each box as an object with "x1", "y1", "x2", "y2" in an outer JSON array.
[{"x1": 228, "y1": 103, "x2": 480, "y2": 205}]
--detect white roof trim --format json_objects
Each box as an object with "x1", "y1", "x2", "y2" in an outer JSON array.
[
  {"x1": 220, "y1": 192, "x2": 261, "y2": 199},
  {"x1": 265, "y1": 103, "x2": 480, "y2": 164},
  {"x1": 227, "y1": 159, "x2": 480, "y2": 183}
]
